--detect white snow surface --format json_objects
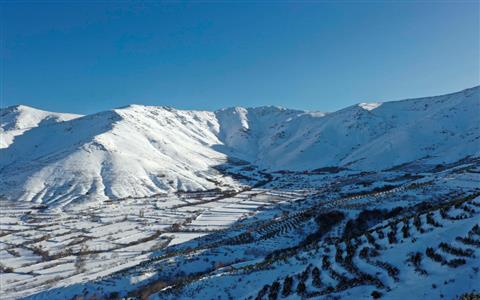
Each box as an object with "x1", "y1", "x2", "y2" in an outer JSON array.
[
  {"x1": 1, "y1": 86, "x2": 479, "y2": 205},
  {"x1": 0, "y1": 105, "x2": 81, "y2": 148},
  {"x1": 358, "y1": 101, "x2": 382, "y2": 111}
]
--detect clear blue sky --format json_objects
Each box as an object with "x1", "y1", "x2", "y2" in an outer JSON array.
[{"x1": 1, "y1": 1, "x2": 479, "y2": 114}]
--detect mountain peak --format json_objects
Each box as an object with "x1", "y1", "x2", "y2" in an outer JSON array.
[
  {"x1": 0, "y1": 105, "x2": 82, "y2": 149},
  {"x1": 2, "y1": 104, "x2": 39, "y2": 114},
  {"x1": 358, "y1": 102, "x2": 382, "y2": 111},
  {"x1": 1, "y1": 87, "x2": 478, "y2": 205}
]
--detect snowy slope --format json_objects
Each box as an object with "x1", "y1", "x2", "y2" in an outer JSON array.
[
  {"x1": 0, "y1": 105, "x2": 81, "y2": 148},
  {"x1": 0, "y1": 86, "x2": 478, "y2": 205},
  {"x1": 0, "y1": 105, "x2": 235, "y2": 206},
  {"x1": 215, "y1": 86, "x2": 479, "y2": 170},
  {"x1": 17, "y1": 163, "x2": 480, "y2": 300}
]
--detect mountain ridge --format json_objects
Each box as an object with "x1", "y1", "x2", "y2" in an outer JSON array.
[
  {"x1": 1, "y1": 86, "x2": 478, "y2": 206},
  {"x1": 0, "y1": 104, "x2": 82, "y2": 149}
]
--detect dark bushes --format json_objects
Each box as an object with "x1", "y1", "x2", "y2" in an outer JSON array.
[
  {"x1": 312, "y1": 267, "x2": 322, "y2": 287},
  {"x1": 456, "y1": 236, "x2": 480, "y2": 248},
  {"x1": 413, "y1": 214, "x2": 423, "y2": 233},
  {"x1": 281, "y1": 276, "x2": 293, "y2": 297},
  {"x1": 359, "y1": 246, "x2": 379, "y2": 259},
  {"x1": 407, "y1": 252, "x2": 427, "y2": 276},
  {"x1": 343, "y1": 207, "x2": 403, "y2": 239},
  {"x1": 322, "y1": 255, "x2": 331, "y2": 270},
  {"x1": 426, "y1": 247, "x2": 444, "y2": 263},
  {"x1": 458, "y1": 292, "x2": 480, "y2": 300},
  {"x1": 266, "y1": 211, "x2": 344, "y2": 261},
  {"x1": 446, "y1": 258, "x2": 466, "y2": 268},
  {"x1": 439, "y1": 242, "x2": 474, "y2": 257},
  {"x1": 387, "y1": 229, "x2": 397, "y2": 244},
  {"x1": 268, "y1": 281, "x2": 280, "y2": 300},
  {"x1": 296, "y1": 281, "x2": 306, "y2": 296},
  {"x1": 426, "y1": 213, "x2": 442, "y2": 227},
  {"x1": 472, "y1": 224, "x2": 480, "y2": 236},
  {"x1": 401, "y1": 218, "x2": 410, "y2": 238},
  {"x1": 426, "y1": 246, "x2": 469, "y2": 268},
  {"x1": 256, "y1": 284, "x2": 270, "y2": 300}
]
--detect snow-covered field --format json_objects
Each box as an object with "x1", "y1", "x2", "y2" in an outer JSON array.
[
  {"x1": 1, "y1": 158, "x2": 478, "y2": 299},
  {"x1": 0, "y1": 188, "x2": 298, "y2": 299},
  {"x1": 0, "y1": 87, "x2": 479, "y2": 299}
]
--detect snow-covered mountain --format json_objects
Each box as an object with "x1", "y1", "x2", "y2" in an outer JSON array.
[
  {"x1": 0, "y1": 105, "x2": 81, "y2": 149},
  {"x1": 0, "y1": 106, "x2": 235, "y2": 206},
  {"x1": 0, "y1": 86, "x2": 479, "y2": 205}
]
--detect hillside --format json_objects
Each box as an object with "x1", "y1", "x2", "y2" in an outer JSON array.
[
  {"x1": 217, "y1": 87, "x2": 479, "y2": 171},
  {"x1": 0, "y1": 87, "x2": 478, "y2": 206},
  {"x1": 0, "y1": 105, "x2": 81, "y2": 149},
  {"x1": 0, "y1": 87, "x2": 479, "y2": 300},
  {"x1": 8, "y1": 155, "x2": 478, "y2": 300}
]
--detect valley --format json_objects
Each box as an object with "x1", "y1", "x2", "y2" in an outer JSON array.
[
  {"x1": 0, "y1": 86, "x2": 479, "y2": 299},
  {"x1": 1, "y1": 156, "x2": 479, "y2": 299}
]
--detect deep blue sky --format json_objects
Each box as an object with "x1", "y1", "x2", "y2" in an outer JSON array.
[{"x1": 1, "y1": 2, "x2": 479, "y2": 114}]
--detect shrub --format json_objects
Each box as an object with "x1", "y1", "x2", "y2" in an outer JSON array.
[
  {"x1": 299, "y1": 265, "x2": 311, "y2": 282},
  {"x1": 366, "y1": 232, "x2": 375, "y2": 244},
  {"x1": 296, "y1": 281, "x2": 306, "y2": 296},
  {"x1": 461, "y1": 205, "x2": 475, "y2": 214},
  {"x1": 371, "y1": 290, "x2": 382, "y2": 299},
  {"x1": 456, "y1": 236, "x2": 480, "y2": 247},
  {"x1": 426, "y1": 213, "x2": 442, "y2": 227},
  {"x1": 376, "y1": 228, "x2": 385, "y2": 239},
  {"x1": 413, "y1": 214, "x2": 423, "y2": 232},
  {"x1": 401, "y1": 218, "x2": 410, "y2": 238},
  {"x1": 0, "y1": 263, "x2": 13, "y2": 273},
  {"x1": 359, "y1": 246, "x2": 379, "y2": 259},
  {"x1": 407, "y1": 252, "x2": 427, "y2": 276},
  {"x1": 425, "y1": 247, "x2": 444, "y2": 264},
  {"x1": 372, "y1": 260, "x2": 399, "y2": 281},
  {"x1": 439, "y1": 242, "x2": 474, "y2": 257},
  {"x1": 335, "y1": 247, "x2": 343, "y2": 263},
  {"x1": 281, "y1": 276, "x2": 293, "y2": 297},
  {"x1": 30, "y1": 245, "x2": 49, "y2": 260},
  {"x1": 446, "y1": 258, "x2": 466, "y2": 268},
  {"x1": 303, "y1": 211, "x2": 345, "y2": 245},
  {"x1": 348, "y1": 239, "x2": 358, "y2": 252},
  {"x1": 268, "y1": 281, "x2": 280, "y2": 300},
  {"x1": 322, "y1": 255, "x2": 330, "y2": 270},
  {"x1": 256, "y1": 284, "x2": 270, "y2": 300},
  {"x1": 387, "y1": 230, "x2": 397, "y2": 244},
  {"x1": 343, "y1": 208, "x2": 402, "y2": 239},
  {"x1": 458, "y1": 292, "x2": 480, "y2": 300},
  {"x1": 359, "y1": 247, "x2": 369, "y2": 258},
  {"x1": 312, "y1": 267, "x2": 322, "y2": 287},
  {"x1": 440, "y1": 208, "x2": 449, "y2": 219},
  {"x1": 472, "y1": 224, "x2": 480, "y2": 236}
]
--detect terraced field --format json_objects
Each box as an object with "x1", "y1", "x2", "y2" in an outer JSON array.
[
  {"x1": 8, "y1": 157, "x2": 478, "y2": 300},
  {"x1": 0, "y1": 189, "x2": 299, "y2": 299},
  {"x1": 252, "y1": 195, "x2": 480, "y2": 300}
]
